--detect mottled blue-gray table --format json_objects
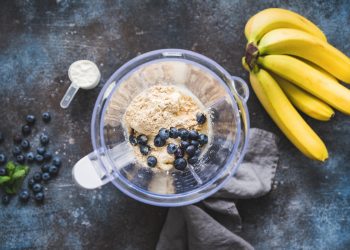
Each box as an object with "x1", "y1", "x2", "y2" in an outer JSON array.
[{"x1": 0, "y1": 1, "x2": 349, "y2": 249}]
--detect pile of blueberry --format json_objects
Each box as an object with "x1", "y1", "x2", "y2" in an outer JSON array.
[
  {"x1": 0, "y1": 112, "x2": 62, "y2": 205},
  {"x1": 129, "y1": 112, "x2": 208, "y2": 171}
]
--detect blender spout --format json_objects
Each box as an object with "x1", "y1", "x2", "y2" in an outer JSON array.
[{"x1": 231, "y1": 76, "x2": 250, "y2": 102}]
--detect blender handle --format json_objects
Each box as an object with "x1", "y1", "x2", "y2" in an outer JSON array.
[{"x1": 231, "y1": 76, "x2": 250, "y2": 102}]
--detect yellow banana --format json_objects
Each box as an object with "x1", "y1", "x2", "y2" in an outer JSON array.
[
  {"x1": 258, "y1": 55, "x2": 350, "y2": 114},
  {"x1": 272, "y1": 74, "x2": 334, "y2": 121},
  {"x1": 258, "y1": 28, "x2": 350, "y2": 83},
  {"x1": 249, "y1": 68, "x2": 328, "y2": 161},
  {"x1": 245, "y1": 8, "x2": 326, "y2": 43}
]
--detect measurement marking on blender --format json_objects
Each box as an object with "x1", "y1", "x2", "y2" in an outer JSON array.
[{"x1": 188, "y1": 165, "x2": 203, "y2": 185}]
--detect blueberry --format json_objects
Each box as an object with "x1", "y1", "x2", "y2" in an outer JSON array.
[
  {"x1": 40, "y1": 133, "x2": 49, "y2": 146},
  {"x1": 52, "y1": 156, "x2": 61, "y2": 167},
  {"x1": 174, "y1": 158, "x2": 187, "y2": 171},
  {"x1": 179, "y1": 129, "x2": 189, "y2": 140},
  {"x1": 137, "y1": 134, "x2": 148, "y2": 145},
  {"x1": 41, "y1": 164, "x2": 50, "y2": 173},
  {"x1": 12, "y1": 146, "x2": 21, "y2": 156},
  {"x1": 167, "y1": 143, "x2": 177, "y2": 154},
  {"x1": 13, "y1": 133, "x2": 22, "y2": 144},
  {"x1": 26, "y1": 114, "x2": 36, "y2": 125},
  {"x1": 16, "y1": 154, "x2": 25, "y2": 164},
  {"x1": 180, "y1": 141, "x2": 190, "y2": 150},
  {"x1": 139, "y1": 145, "x2": 151, "y2": 156},
  {"x1": 20, "y1": 139, "x2": 30, "y2": 151},
  {"x1": 2, "y1": 194, "x2": 10, "y2": 205},
  {"x1": 37, "y1": 147, "x2": 46, "y2": 155},
  {"x1": 0, "y1": 132, "x2": 4, "y2": 144},
  {"x1": 188, "y1": 156, "x2": 199, "y2": 164},
  {"x1": 129, "y1": 135, "x2": 138, "y2": 146},
  {"x1": 195, "y1": 148, "x2": 201, "y2": 156},
  {"x1": 43, "y1": 151, "x2": 52, "y2": 161},
  {"x1": 190, "y1": 140, "x2": 199, "y2": 147},
  {"x1": 35, "y1": 154, "x2": 44, "y2": 163},
  {"x1": 0, "y1": 154, "x2": 7, "y2": 165},
  {"x1": 22, "y1": 124, "x2": 31, "y2": 136},
  {"x1": 49, "y1": 165, "x2": 59, "y2": 176},
  {"x1": 154, "y1": 135, "x2": 166, "y2": 147},
  {"x1": 28, "y1": 178, "x2": 35, "y2": 189},
  {"x1": 0, "y1": 167, "x2": 7, "y2": 176},
  {"x1": 196, "y1": 113, "x2": 207, "y2": 124},
  {"x1": 174, "y1": 148, "x2": 185, "y2": 159},
  {"x1": 34, "y1": 192, "x2": 44, "y2": 202},
  {"x1": 19, "y1": 189, "x2": 30, "y2": 202},
  {"x1": 42, "y1": 172, "x2": 51, "y2": 182},
  {"x1": 26, "y1": 152, "x2": 35, "y2": 163},
  {"x1": 188, "y1": 130, "x2": 199, "y2": 140},
  {"x1": 42, "y1": 112, "x2": 51, "y2": 123},
  {"x1": 198, "y1": 134, "x2": 208, "y2": 145},
  {"x1": 185, "y1": 145, "x2": 196, "y2": 157},
  {"x1": 158, "y1": 128, "x2": 170, "y2": 140},
  {"x1": 169, "y1": 127, "x2": 179, "y2": 139},
  {"x1": 32, "y1": 183, "x2": 43, "y2": 193},
  {"x1": 147, "y1": 156, "x2": 157, "y2": 167},
  {"x1": 33, "y1": 172, "x2": 42, "y2": 182}
]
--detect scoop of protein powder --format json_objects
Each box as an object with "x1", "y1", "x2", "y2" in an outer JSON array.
[{"x1": 60, "y1": 60, "x2": 101, "y2": 109}]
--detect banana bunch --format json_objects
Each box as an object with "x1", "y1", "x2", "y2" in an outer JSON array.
[{"x1": 243, "y1": 8, "x2": 350, "y2": 161}]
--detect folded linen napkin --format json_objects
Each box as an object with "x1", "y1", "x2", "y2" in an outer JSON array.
[{"x1": 156, "y1": 128, "x2": 279, "y2": 250}]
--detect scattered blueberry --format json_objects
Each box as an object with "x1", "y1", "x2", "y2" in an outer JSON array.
[
  {"x1": 129, "y1": 135, "x2": 138, "y2": 146},
  {"x1": 169, "y1": 127, "x2": 179, "y2": 139},
  {"x1": 25, "y1": 114, "x2": 36, "y2": 125},
  {"x1": 12, "y1": 146, "x2": 21, "y2": 156},
  {"x1": 158, "y1": 128, "x2": 170, "y2": 140},
  {"x1": 185, "y1": 145, "x2": 196, "y2": 157},
  {"x1": 167, "y1": 143, "x2": 177, "y2": 154},
  {"x1": 196, "y1": 113, "x2": 207, "y2": 124},
  {"x1": 20, "y1": 139, "x2": 30, "y2": 151},
  {"x1": 16, "y1": 154, "x2": 25, "y2": 164},
  {"x1": 2, "y1": 194, "x2": 10, "y2": 205},
  {"x1": 179, "y1": 129, "x2": 189, "y2": 140},
  {"x1": 0, "y1": 154, "x2": 7, "y2": 165},
  {"x1": 0, "y1": 167, "x2": 7, "y2": 176},
  {"x1": 174, "y1": 148, "x2": 185, "y2": 159},
  {"x1": 154, "y1": 135, "x2": 166, "y2": 147},
  {"x1": 40, "y1": 133, "x2": 49, "y2": 146},
  {"x1": 188, "y1": 130, "x2": 199, "y2": 140},
  {"x1": 49, "y1": 165, "x2": 59, "y2": 176},
  {"x1": 33, "y1": 172, "x2": 42, "y2": 182},
  {"x1": 147, "y1": 156, "x2": 157, "y2": 167},
  {"x1": 28, "y1": 178, "x2": 35, "y2": 189},
  {"x1": 180, "y1": 141, "x2": 190, "y2": 150},
  {"x1": 139, "y1": 145, "x2": 151, "y2": 156},
  {"x1": 35, "y1": 154, "x2": 44, "y2": 163},
  {"x1": 188, "y1": 156, "x2": 199, "y2": 164},
  {"x1": 174, "y1": 158, "x2": 187, "y2": 171},
  {"x1": 32, "y1": 183, "x2": 43, "y2": 193},
  {"x1": 26, "y1": 152, "x2": 35, "y2": 163},
  {"x1": 22, "y1": 124, "x2": 31, "y2": 136},
  {"x1": 137, "y1": 135, "x2": 148, "y2": 145},
  {"x1": 19, "y1": 189, "x2": 30, "y2": 202},
  {"x1": 42, "y1": 112, "x2": 51, "y2": 123},
  {"x1": 198, "y1": 134, "x2": 208, "y2": 145},
  {"x1": 34, "y1": 192, "x2": 44, "y2": 202},
  {"x1": 41, "y1": 164, "x2": 50, "y2": 173},
  {"x1": 52, "y1": 156, "x2": 61, "y2": 167},
  {"x1": 43, "y1": 151, "x2": 52, "y2": 161},
  {"x1": 190, "y1": 140, "x2": 199, "y2": 147},
  {"x1": 37, "y1": 147, "x2": 46, "y2": 155},
  {"x1": 13, "y1": 133, "x2": 22, "y2": 144},
  {"x1": 42, "y1": 172, "x2": 51, "y2": 182},
  {"x1": 195, "y1": 148, "x2": 201, "y2": 156},
  {"x1": 0, "y1": 132, "x2": 4, "y2": 144}
]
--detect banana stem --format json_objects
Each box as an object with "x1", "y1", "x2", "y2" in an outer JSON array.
[{"x1": 245, "y1": 42, "x2": 259, "y2": 71}]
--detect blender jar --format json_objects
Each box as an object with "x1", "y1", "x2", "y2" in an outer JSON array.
[{"x1": 73, "y1": 49, "x2": 250, "y2": 207}]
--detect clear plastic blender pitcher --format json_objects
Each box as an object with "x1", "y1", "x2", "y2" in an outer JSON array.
[{"x1": 72, "y1": 49, "x2": 250, "y2": 207}]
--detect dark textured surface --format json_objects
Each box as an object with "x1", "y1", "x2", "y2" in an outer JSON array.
[{"x1": 0, "y1": 0, "x2": 349, "y2": 249}]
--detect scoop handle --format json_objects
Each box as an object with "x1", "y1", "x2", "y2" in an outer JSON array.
[{"x1": 60, "y1": 83, "x2": 79, "y2": 109}]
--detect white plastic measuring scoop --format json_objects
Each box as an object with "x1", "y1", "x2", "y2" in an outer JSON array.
[{"x1": 60, "y1": 60, "x2": 101, "y2": 109}]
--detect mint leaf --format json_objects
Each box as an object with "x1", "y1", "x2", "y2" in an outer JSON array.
[
  {"x1": 15, "y1": 165, "x2": 29, "y2": 175},
  {"x1": 5, "y1": 161, "x2": 16, "y2": 176},
  {"x1": 0, "y1": 176, "x2": 11, "y2": 185},
  {"x1": 12, "y1": 169, "x2": 26, "y2": 180}
]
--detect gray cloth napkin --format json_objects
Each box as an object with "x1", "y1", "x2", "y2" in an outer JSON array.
[{"x1": 156, "y1": 128, "x2": 279, "y2": 250}]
